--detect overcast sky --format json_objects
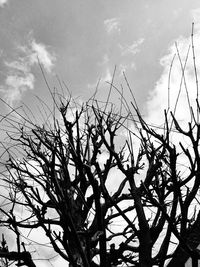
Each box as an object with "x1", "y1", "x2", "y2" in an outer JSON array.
[
  {"x1": 1, "y1": 1, "x2": 200, "y2": 266},
  {"x1": 0, "y1": 0, "x2": 200, "y2": 114}
]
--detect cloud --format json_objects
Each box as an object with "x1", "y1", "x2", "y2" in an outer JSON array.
[
  {"x1": 119, "y1": 38, "x2": 144, "y2": 56},
  {"x1": 0, "y1": 0, "x2": 8, "y2": 7},
  {"x1": 103, "y1": 67, "x2": 112, "y2": 82},
  {"x1": 145, "y1": 33, "x2": 199, "y2": 129},
  {"x1": 141, "y1": 23, "x2": 200, "y2": 256},
  {"x1": 18, "y1": 37, "x2": 56, "y2": 73},
  {"x1": 118, "y1": 62, "x2": 136, "y2": 76},
  {"x1": 104, "y1": 18, "x2": 121, "y2": 34},
  {"x1": 5, "y1": 59, "x2": 30, "y2": 73},
  {"x1": 0, "y1": 73, "x2": 35, "y2": 106},
  {"x1": 0, "y1": 37, "x2": 56, "y2": 107},
  {"x1": 118, "y1": 64, "x2": 127, "y2": 76},
  {"x1": 29, "y1": 39, "x2": 56, "y2": 73},
  {"x1": 145, "y1": 7, "x2": 200, "y2": 128},
  {"x1": 143, "y1": 13, "x2": 200, "y2": 175}
]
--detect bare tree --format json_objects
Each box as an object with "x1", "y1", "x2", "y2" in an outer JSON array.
[
  {"x1": 1, "y1": 26, "x2": 200, "y2": 265},
  {"x1": 0, "y1": 87, "x2": 200, "y2": 267}
]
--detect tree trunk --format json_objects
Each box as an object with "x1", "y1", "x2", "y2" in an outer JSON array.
[
  {"x1": 192, "y1": 257, "x2": 198, "y2": 267},
  {"x1": 139, "y1": 231, "x2": 152, "y2": 267}
]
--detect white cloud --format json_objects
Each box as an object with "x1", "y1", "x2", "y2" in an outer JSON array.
[
  {"x1": 0, "y1": 73, "x2": 35, "y2": 106},
  {"x1": 87, "y1": 67, "x2": 112, "y2": 93},
  {"x1": 141, "y1": 23, "x2": 200, "y2": 258},
  {"x1": 118, "y1": 64, "x2": 127, "y2": 76},
  {"x1": 104, "y1": 18, "x2": 121, "y2": 34},
  {"x1": 143, "y1": 13, "x2": 200, "y2": 179},
  {"x1": 18, "y1": 37, "x2": 56, "y2": 73},
  {"x1": 6, "y1": 74, "x2": 34, "y2": 90},
  {"x1": 0, "y1": 0, "x2": 8, "y2": 7},
  {"x1": 0, "y1": 36, "x2": 56, "y2": 107},
  {"x1": 119, "y1": 62, "x2": 136, "y2": 76},
  {"x1": 5, "y1": 59, "x2": 29, "y2": 73},
  {"x1": 145, "y1": 8, "x2": 200, "y2": 128},
  {"x1": 145, "y1": 33, "x2": 199, "y2": 129},
  {"x1": 119, "y1": 38, "x2": 144, "y2": 56},
  {"x1": 104, "y1": 67, "x2": 112, "y2": 82},
  {"x1": 29, "y1": 39, "x2": 56, "y2": 73}
]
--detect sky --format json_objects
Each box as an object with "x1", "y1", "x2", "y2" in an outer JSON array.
[
  {"x1": 1, "y1": 1, "x2": 200, "y2": 266},
  {"x1": 0, "y1": 0, "x2": 200, "y2": 114}
]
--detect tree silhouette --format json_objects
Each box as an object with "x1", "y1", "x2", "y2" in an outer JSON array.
[
  {"x1": 1, "y1": 27, "x2": 200, "y2": 265},
  {"x1": 0, "y1": 87, "x2": 200, "y2": 267}
]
